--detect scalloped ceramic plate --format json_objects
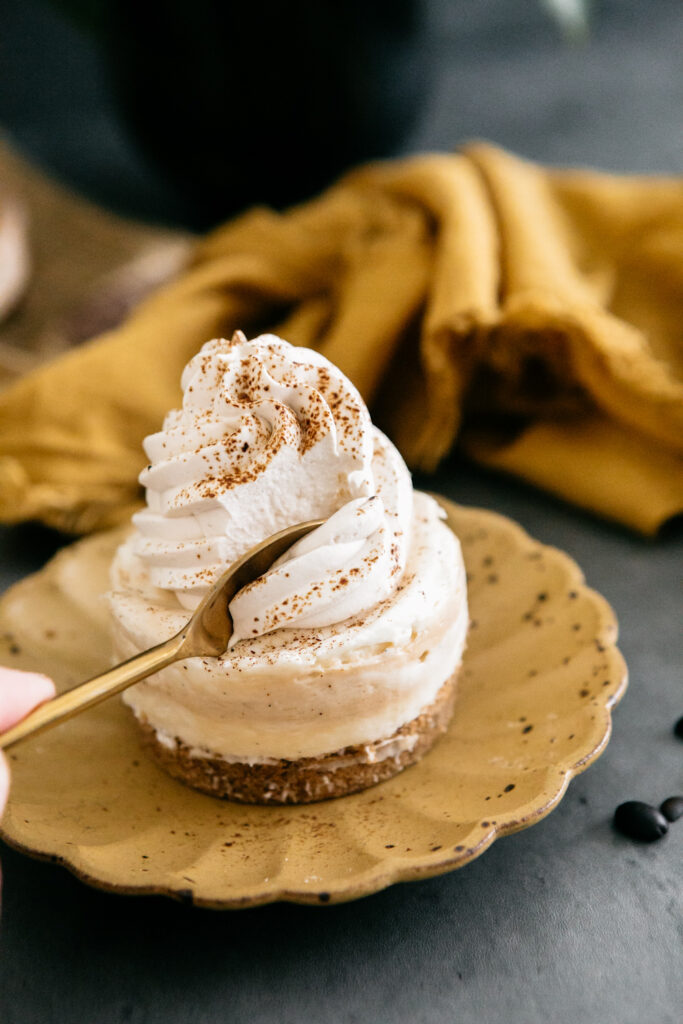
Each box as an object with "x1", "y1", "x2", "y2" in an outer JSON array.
[{"x1": 0, "y1": 497, "x2": 627, "y2": 907}]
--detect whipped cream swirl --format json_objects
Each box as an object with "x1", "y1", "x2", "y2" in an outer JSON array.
[{"x1": 123, "y1": 333, "x2": 413, "y2": 639}]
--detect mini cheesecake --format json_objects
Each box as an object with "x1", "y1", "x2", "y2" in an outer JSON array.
[{"x1": 108, "y1": 333, "x2": 468, "y2": 803}]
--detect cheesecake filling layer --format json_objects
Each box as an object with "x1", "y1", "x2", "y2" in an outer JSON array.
[{"x1": 111, "y1": 492, "x2": 467, "y2": 762}]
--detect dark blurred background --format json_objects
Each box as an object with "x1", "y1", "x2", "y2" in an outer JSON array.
[{"x1": 1, "y1": 0, "x2": 682, "y2": 228}]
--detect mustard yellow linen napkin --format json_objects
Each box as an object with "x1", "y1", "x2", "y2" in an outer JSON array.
[{"x1": 1, "y1": 144, "x2": 682, "y2": 535}]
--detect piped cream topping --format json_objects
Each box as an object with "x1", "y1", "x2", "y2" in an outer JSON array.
[{"x1": 117, "y1": 333, "x2": 413, "y2": 637}]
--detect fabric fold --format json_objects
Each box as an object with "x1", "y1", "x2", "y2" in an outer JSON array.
[{"x1": 0, "y1": 144, "x2": 681, "y2": 535}]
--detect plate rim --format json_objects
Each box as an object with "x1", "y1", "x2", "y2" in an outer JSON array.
[{"x1": 0, "y1": 497, "x2": 628, "y2": 908}]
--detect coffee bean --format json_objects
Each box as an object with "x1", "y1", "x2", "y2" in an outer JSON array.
[
  {"x1": 659, "y1": 796, "x2": 683, "y2": 823},
  {"x1": 674, "y1": 715, "x2": 683, "y2": 740},
  {"x1": 613, "y1": 801, "x2": 669, "y2": 842}
]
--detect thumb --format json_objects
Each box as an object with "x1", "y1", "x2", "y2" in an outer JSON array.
[{"x1": 0, "y1": 668, "x2": 56, "y2": 733}]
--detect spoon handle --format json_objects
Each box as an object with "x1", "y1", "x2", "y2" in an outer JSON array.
[{"x1": 0, "y1": 633, "x2": 185, "y2": 750}]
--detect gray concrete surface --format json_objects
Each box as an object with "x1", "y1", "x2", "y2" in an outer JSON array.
[
  {"x1": 1, "y1": 463, "x2": 681, "y2": 1024},
  {"x1": 0, "y1": 2, "x2": 681, "y2": 1022}
]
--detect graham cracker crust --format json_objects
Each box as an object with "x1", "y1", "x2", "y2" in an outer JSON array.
[{"x1": 136, "y1": 670, "x2": 459, "y2": 804}]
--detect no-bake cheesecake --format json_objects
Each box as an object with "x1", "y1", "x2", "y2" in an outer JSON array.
[{"x1": 108, "y1": 332, "x2": 468, "y2": 803}]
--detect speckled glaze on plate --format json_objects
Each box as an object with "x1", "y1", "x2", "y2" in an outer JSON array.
[{"x1": 0, "y1": 497, "x2": 627, "y2": 907}]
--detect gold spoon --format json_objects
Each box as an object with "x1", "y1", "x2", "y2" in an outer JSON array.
[{"x1": 0, "y1": 518, "x2": 324, "y2": 750}]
